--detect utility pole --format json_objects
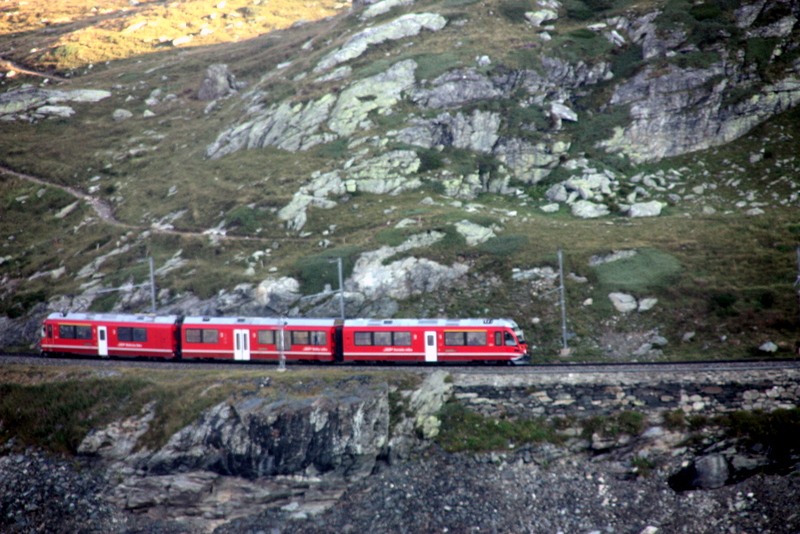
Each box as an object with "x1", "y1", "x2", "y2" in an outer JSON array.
[
  {"x1": 297, "y1": 256, "x2": 346, "y2": 320},
  {"x1": 331, "y1": 256, "x2": 345, "y2": 320},
  {"x1": 149, "y1": 256, "x2": 156, "y2": 314},
  {"x1": 278, "y1": 318, "x2": 286, "y2": 372},
  {"x1": 558, "y1": 248, "x2": 569, "y2": 355}
]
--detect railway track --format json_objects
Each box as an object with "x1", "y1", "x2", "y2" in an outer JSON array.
[{"x1": 2, "y1": 351, "x2": 799, "y2": 375}]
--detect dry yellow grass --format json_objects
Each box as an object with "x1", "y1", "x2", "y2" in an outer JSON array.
[{"x1": 0, "y1": 0, "x2": 348, "y2": 72}]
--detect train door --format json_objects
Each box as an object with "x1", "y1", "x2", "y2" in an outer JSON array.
[
  {"x1": 424, "y1": 331, "x2": 437, "y2": 362},
  {"x1": 98, "y1": 326, "x2": 108, "y2": 357},
  {"x1": 234, "y1": 329, "x2": 250, "y2": 361}
]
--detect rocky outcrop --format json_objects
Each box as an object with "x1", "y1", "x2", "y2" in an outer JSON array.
[
  {"x1": 327, "y1": 59, "x2": 417, "y2": 137},
  {"x1": 601, "y1": 64, "x2": 800, "y2": 163},
  {"x1": 396, "y1": 109, "x2": 501, "y2": 153},
  {"x1": 343, "y1": 149, "x2": 421, "y2": 194},
  {"x1": 346, "y1": 231, "x2": 468, "y2": 300},
  {"x1": 206, "y1": 60, "x2": 416, "y2": 159},
  {"x1": 313, "y1": 13, "x2": 446, "y2": 72},
  {"x1": 142, "y1": 390, "x2": 389, "y2": 480},
  {"x1": 0, "y1": 87, "x2": 111, "y2": 122}
]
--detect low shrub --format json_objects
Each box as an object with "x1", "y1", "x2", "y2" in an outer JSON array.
[
  {"x1": 581, "y1": 411, "x2": 645, "y2": 438},
  {"x1": 477, "y1": 234, "x2": 528, "y2": 256},
  {"x1": 435, "y1": 400, "x2": 558, "y2": 452},
  {"x1": 499, "y1": 0, "x2": 534, "y2": 23}
]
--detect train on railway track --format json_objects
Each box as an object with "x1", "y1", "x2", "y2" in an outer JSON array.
[{"x1": 40, "y1": 312, "x2": 529, "y2": 364}]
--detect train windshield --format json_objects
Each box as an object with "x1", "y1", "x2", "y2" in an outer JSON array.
[{"x1": 513, "y1": 328, "x2": 526, "y2": 345}]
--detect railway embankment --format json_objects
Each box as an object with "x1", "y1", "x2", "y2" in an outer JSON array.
[
  {"x1": 451, "y1": 367, "x2": 800, "y2": 422},
  {"x1": 1, "y1": 364, "x2": 799, "y2": 533}
]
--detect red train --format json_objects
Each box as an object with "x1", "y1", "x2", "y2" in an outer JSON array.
[{"x1": 40, "y1": 313, "x2": 529, "y2": 364}]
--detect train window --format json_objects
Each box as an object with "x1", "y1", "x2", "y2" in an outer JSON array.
[
  {"x1": 444, "y1": 332, "x2": 465, "y2": 346},
  {"x1": 374, "y1": 331, "x2": 392, "y2": 346},
  {"x1": 202, "y1": 329, "x2": 218, "y2": 343},
  {"x1": 47, "y1": 325, "x2": 53, "y2": 338},
  {"x1": 393, "y1": 331, "x2": 412, "y2": 346},
  {"x1": 494, "y1": 332, "x2": 502, "y2": 346},
  {"x1": 76, "y1": 326, "x2": 92, "y2": 340},
  {"x1": 185, "y1": 329, "x2": 218, "y2": 343},
  {"x1": 119, "y1": 327, "x2": 148, "y2": 342},
  {"x1": 185, "y1": 329, "x2": 201, "y2": 343},
  {"x1": 310, "y1": 331, "x2": 327, "y2": 346},
  {"x1": 257, "y1": 330, "x2": 275, "y2": 345},
  {"x1": 292, "y1": 331, "x2": 310, "y2": 345},
  {"x1": 354, "y1": 332, "x2": 372, "y2": 346},
  {"x1": 466, "y1": 331, "x2": 487, "y2": 346},
  {"x1": 59, "y1": 325, "x2": 75, "y2": 339},
  {"x1": 58, "y1": 324, "x2": 91, "y2": 340}
]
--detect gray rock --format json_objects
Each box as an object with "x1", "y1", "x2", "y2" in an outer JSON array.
[
  {"x1": 571, "y1": 200, "x2": 609, "y2": 218},
  {"x1": 197, "y1": 64, "x2": 245, "y2": 101},
  {"x1": 628, "y1": 200, "x2": 665, "y2": 217},
  {"x1": 602, "y1": 63, "x2": 800, "y2": 163},
  {"x1": 63, "y1": 89, "x2": 112, "y2": 103},
  {"x1": 146, "y1": 388, "x2": 389, "y2": 481},
  {"x1": 410, "y1": 68, "x2": 502, "y2": 109},
  {"x1": 112, "y1": 109, "x2": 133, "y2": 121},
  {"x1": 207, "y1": 93, "x2": 337, "y2": 157},
  {"x1": 344, "y1": 149, "x2": 421, "y2": 195},
  {"x1": 254, "y1": 276, "x2": 301, "y2": 314},
  {"x1": 347, "y1": 232, "x2": 467, "y2": 300},
  {"x1": 397, "y1": 109, "x2": 500, "y2": 153},
  {"x1": 494, "y1": 138, "x2": 569, "y2": 184},
  {"x1": 540, "y1": 203, "x2": 560, "y2": 213},
  {"x1": 37, "y1": 105, "x2": 75, "y2": 118},
  {"x1": 454, "y1": 220, "x2": 496, "y2": 246},
  {"x1": 360, "y1": 0, "x2": 414, "y2": 19},
  {"x1": 0, "y1": 88, "x2": 107, "y2": 114},
  {"x1": 329, "y1": 60, "x2": 417, "y2": 137},
  {"x1": 525, "y1": 9, "x2": 558, "y2": 26},
  {"x1": 758, "y1": 341, "x2": 778, "y2": 353},
  {"x1": 609, "y1": 292, "x2": 637, "y2": 313},
  {"x1": 692, "y1": 454, "x2": 729, "y2": 489},
  {"x1": 589, "y1": 249, "x2": 637, "y2": 266},
  {"x1": 314, "y1": 13, "x2": 446, "y2": 72}
]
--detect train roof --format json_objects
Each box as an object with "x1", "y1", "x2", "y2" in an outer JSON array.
[
  {"x1": 182, "y1": 316, "x2": 340, "y2": 327},
  {"x1": 344, "y1": 318, "x2": 519, "y2": 328},
  {"x1": 45, "y1": 312, "x2": 179, "y2": 324}
]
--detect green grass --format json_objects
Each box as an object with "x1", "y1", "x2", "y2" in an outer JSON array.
[
  {"x1": 591, "y1": 247, "x2": 682, "y2": 294},
  {"x1": 435, "y1": 400, "x2": 559, "y2": 452}
]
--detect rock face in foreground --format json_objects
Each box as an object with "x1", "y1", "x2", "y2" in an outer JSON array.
[{"x1": 144, "y1": 388, "x2": 389, "y2": 481}]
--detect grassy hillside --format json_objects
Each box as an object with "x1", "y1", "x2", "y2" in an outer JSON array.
[{"x1": 1, "y1": 0, "x2": 799, "y2": 360}]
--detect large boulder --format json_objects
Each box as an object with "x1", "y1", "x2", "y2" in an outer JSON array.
[
  {"x1": 571, "y1": 200, "x2": 609, "y2": 218},
  {"x1": 197, "y1": 64, "x2": 246, "y2": 101},
  {"x1": 670, "y1": 454, "x2": 730, "y2": 491}
]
